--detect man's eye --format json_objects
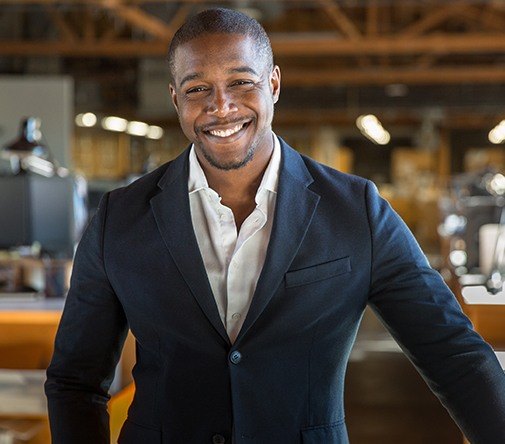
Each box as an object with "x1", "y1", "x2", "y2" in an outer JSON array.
[
  {"x1": 186, "y1": 87, "x2": 207, "y2": 94},
  {"x1": 232, "y1": 80, "x2": 254, "y2": 87}
]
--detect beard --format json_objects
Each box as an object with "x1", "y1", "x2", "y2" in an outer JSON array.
[
  {"x1": 197, "y1": 141, "x2": 256, "y2": 171},
  {"x1": 194, "y1": 121, "x2": 270, "y2": 171}
]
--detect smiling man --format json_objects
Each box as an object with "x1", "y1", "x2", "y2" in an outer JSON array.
[
  {"x1": 45, "y1": 8, "x2": 505, "y2": 444},
  {"x1": 169, "y1": 29, "x2": 280, "y2": 230}
]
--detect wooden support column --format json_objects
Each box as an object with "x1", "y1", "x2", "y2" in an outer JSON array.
[{"x1": 437, "y1": 127, "x2": 451, "y2": 186}]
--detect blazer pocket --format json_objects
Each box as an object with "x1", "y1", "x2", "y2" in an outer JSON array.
[
  {"x1": 118, "y1": 419, "x2": 161, "y2": 444},
  {"x1": 285, "y1": 256, "x2": 351, "y2": 288},
  {"x1": 301, "y1": 420, "x2": 348, "y2": 444}
]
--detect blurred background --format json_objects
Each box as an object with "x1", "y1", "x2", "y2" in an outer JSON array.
[{"x1": 0, "y1": 1, "x2": 504, "y2": 443}]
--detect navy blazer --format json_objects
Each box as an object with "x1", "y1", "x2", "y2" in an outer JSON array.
[{"x1": 46, "y1": 138, "x2": 505, "y2": 443}]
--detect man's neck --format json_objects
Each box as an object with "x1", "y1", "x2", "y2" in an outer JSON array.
[{"x1": 197, "y1": 136, "x2": 274, "y2": 230}]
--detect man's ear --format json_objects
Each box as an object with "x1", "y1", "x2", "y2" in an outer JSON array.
[
  {"x1": 270, "y1": 65, "x2": 281, "y2": 104},
  {"x1": 169, "y1": 84, "x2": 179, "y2": 114}
]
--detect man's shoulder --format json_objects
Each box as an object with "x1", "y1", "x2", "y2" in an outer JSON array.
[
  {"x1": 281, "y1": 141, "x2": 369, "y2": 196},
  {"x1": 108, "y1": 163, "x2": 168, "y2": 202},
  {"x1": 108, "y1": 149, "x2": 188, "y2": 204}
]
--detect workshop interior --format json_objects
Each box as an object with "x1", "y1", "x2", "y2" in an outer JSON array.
[{"x1": 0, "y1": 1, "x2": 504, "y2": 443}]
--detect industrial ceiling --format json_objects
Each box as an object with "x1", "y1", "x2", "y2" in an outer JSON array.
[{"x1": 1, "y1": 0, "x2": 504, "y2": 129}]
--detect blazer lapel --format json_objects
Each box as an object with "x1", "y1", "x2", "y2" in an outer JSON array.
[
  {"x1": 236, "y1": 139, "x2": 321, "y2": 343},
  {"x1": 150, "y1": 149, "x2": 230, "y2": 345}
]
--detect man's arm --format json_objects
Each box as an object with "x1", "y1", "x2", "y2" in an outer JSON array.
[
  {"x1": 45, "y1": 193, "x2": 128, "y2": 444},
  {"x1": 364, "y1": 181, "x2": 505, "y2": 444}
]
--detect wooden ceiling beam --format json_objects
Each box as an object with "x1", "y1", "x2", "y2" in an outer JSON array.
[
  {"x1": 316, "y1": 0, "x2": 371, "y2": 67},
  {"x1": 272, "y1": 33, "x2": 505, "y2": 56},
  {"x1": 101, "y1": 18, "x2": 125, "y2": 41},
  {"x1": 0, "y1": 0, "x2": 324, "y2": 4},
  {"x1": 1, "y1": 33, "x2": 505, "y2": 57},
  {"x1": 282, "y1": 66, "x2": 505, "y2": 86},
  {"x1": 98, "y1": 0, "x2": 174, "y2": 40},
  {"x1": 316, "y1": 0, "x2": 361, "y2": 39},
  {"x1": 166, "y1": 4, "x2": 192, "y2": 36},
  {"x1": 398, "y1": 2, "x2": 471, "y2": 37},
  {"x1": 366, "y1": 0, "x2": 379, "y2": 36},
  {"x1": 43, "y1": 5, "x2": 77, "y2": 42},
  {"x1": 415, "y1": 53, "x2": 440, "y2": 69},
  {"x1": 474, "y1": 5, "x2": 505, "y2": 31},
  {"x1": 83, "y1": 8, "x2": 96, "y2": 42}
]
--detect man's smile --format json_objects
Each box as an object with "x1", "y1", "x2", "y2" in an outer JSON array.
[
  {"x1": 201, "y1": 120, "x2": 252, "y2": 141},
  {"x1": 208, "y1": 123, "x2": 244, "y2": 138}
]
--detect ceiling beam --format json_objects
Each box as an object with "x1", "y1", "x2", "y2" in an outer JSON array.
[
  {"x1": 98, "y1": 0, "x2": 174, "y2": 40},
  {"x1": 316, "y1": 0, "x2": 372, "y2": 67},
  {"x1": 316, "y1": 0, "x2": 361, "y2": 39},
  {"x1": 0, "y1": 0, "x2": 329, "y2": 3},
  {"x1": 398, "y1": 2, "x2": 471, "y2": 37},
  {"x1": 43, "y1": 5, "x2": 77, "y2": 42},
  {"x1": 83, "y1": 7, "x2": 96, "y2": 42},
  {"x1": 166, "y1": 4, "x2": 192, "y2": 35},
  {"x1": 272, "y1": 33, "x2": 505, "y2": 56},
  {"x1": 366, "y1": 0, "x2": 379, "y2": 36},
  {"x1": 282, "y1": 66, "x2": 505, "y2": 86},
  {"x1": 471, "y1": 4, "x2": 505, "y2": 31},
  {"x1": 2, "y1": 33, "x2": 505, "y2": 57}
]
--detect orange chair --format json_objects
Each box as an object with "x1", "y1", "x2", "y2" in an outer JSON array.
[{"x1": 109, "y1": 383, "x2": 135, "y2": 443}]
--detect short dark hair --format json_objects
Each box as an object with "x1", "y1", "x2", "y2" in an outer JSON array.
[{"x1": 167, "y1": 8, "x2": 274, "y2": 83}]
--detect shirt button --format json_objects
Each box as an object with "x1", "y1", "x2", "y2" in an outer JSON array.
[
  {"x1": 231, "y1": 312, "x2": 241, "y2": 320},
  {"x1": 212, "y1": 434, "x2": 226, "y2": 444},
  {"x1": 229, "y1": 350, "x2": 242, "y2": 364}
]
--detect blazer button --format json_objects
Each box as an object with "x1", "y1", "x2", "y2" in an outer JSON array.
[
  {"x1": 229, "y1": 350, "x2": 242, "y2": 364},
  {"x1": 212, "y1": 434, "x2": 226, "y2": 444}
]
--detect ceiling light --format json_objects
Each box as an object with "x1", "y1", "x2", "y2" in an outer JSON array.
[
  {"x1": 356, "y1": 114, "x2": 391, "y2": 145},
  {"x1": 127, "y1": 121, "x2": 149, "y2": 137},
  {"x1": 489, "y1": 120, "x2": 505, "y2": 144},
  {"x1": 75, "y1": 112, "x2": 97, "y2": 128},
  {"x1": 101, "y1": 116, "x2": 128, "y2": 132},
  {"x1": 147, "y1": 125, "x2": 164, "y2": 140}
]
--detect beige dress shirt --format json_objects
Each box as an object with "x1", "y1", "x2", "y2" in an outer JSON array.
[{"x1": 188, "y1": 135, "x2": 281, "y2": 343}]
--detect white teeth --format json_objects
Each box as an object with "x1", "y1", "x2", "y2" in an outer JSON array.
[{"x1": 209, "y1": 123, "x2": 243, "y2": 138}]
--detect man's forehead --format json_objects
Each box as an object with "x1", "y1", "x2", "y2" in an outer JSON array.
[
  {"x1": 175, "y1": 33, "x2": 253, "y2": 56},
  {"x1": 173, "y1": 34, "x2": 266, "y2": 84}
]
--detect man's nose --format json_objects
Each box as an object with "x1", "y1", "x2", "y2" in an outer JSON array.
[{"x1": 205, "y1": 89, "x2": 238, "y2": 117}]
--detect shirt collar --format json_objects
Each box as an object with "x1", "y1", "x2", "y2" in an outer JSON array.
[
  {"x1": 188, "y1": 145, "x2": 210, "y2": 194},
  {"x1": 257, "y1": 133, "x2": 281, "y2": 195},
  {"x1": 188, "y1": 133, "x2": 281, "y2": 197}
]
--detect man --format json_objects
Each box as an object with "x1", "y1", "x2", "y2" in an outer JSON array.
[{"x1": 45, "y1": 8, "x2": 505, "y2": 444}]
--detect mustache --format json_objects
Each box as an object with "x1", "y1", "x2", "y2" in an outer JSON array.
[{"x1": 197, "y1": 118, "x2": 252, "y2": 132}]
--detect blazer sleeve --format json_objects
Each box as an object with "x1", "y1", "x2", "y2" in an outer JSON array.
[
  {"x1": 45, "y1": 192, "x2": 128, "y2": 444},
  {"x1": 364, "y1": 181, "x2": 505, "y2": 444}
]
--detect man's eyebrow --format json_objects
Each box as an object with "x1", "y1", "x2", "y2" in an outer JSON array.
[
  {"x1": 179, "y1": 67, "x2": 260, "y2": 88},
  {"x1": 179, "y1": 73, "x2": 202, "y2": 88},
  {"x1": 228, "y1": 66, "x2": 260, "y2": 76}
]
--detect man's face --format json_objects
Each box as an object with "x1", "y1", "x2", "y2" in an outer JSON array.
[{"x1": 169, "y1": 33, "x2": 281, "y2": 171}]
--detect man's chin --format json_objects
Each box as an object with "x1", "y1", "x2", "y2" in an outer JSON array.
[{"x1": 203, "y1": 150, "x2": 254, "y2": 171}]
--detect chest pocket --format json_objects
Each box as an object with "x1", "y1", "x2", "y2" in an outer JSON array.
[{"x1": 285, "y1": 256, "x2": 351, "y2": 288}]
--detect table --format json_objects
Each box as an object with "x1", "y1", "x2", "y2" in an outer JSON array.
[
  {"x1": 0, "y1": 298, "x2": 64, "y2": 369},
  {"x1": 0, "y1": 297, "x2": 135, "y2": 443}
]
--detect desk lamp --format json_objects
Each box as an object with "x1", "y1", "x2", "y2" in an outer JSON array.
[{"x1": 2, "y1": 117, "x2": 63, "y2": 177}]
